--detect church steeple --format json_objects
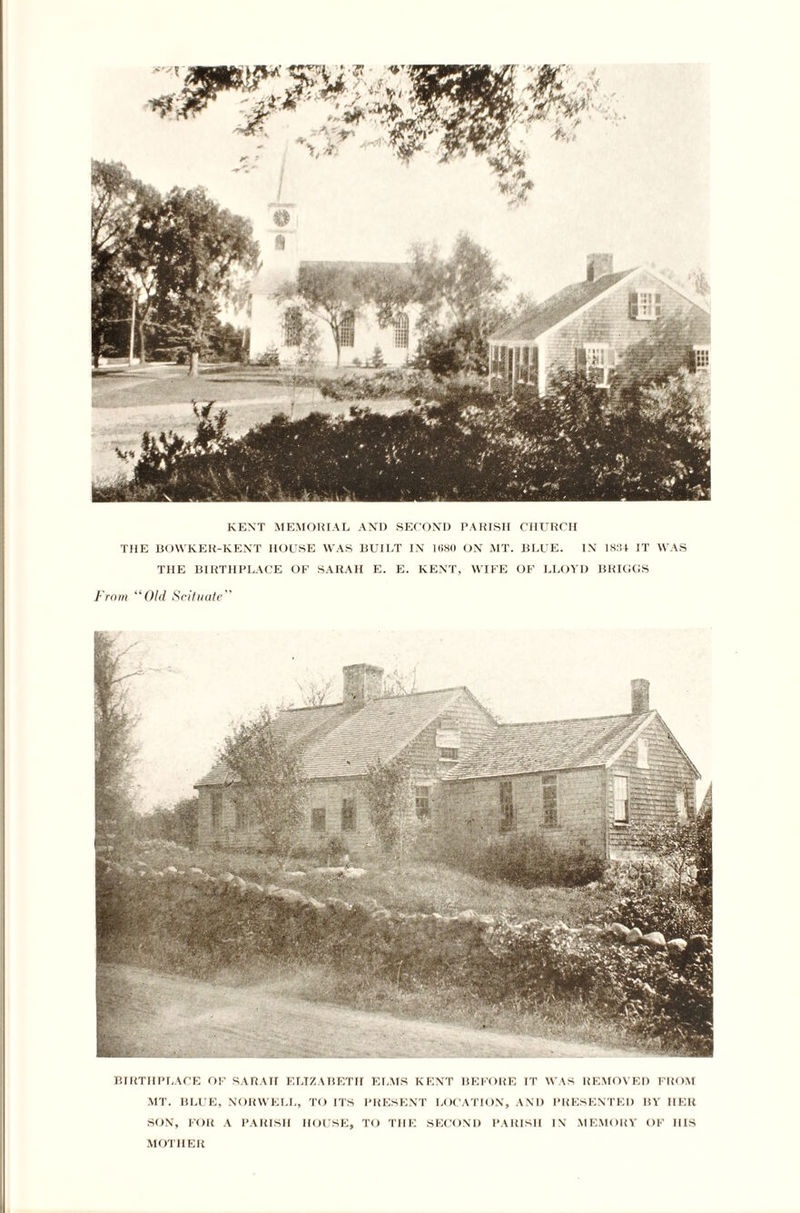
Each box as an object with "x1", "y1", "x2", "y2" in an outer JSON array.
[{"x1": 251, "y1": 148, "x2": 300, "y2": 296}]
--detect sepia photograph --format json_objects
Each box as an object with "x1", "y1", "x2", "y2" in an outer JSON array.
[
  {"x1": 91, "y1": 64, "x2": 710, "y2": 503},
  {"x1": 96, "y1": 630, "x2": 712, "y2": 1058}
]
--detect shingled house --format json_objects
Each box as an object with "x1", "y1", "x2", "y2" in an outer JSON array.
[
  {"x1": 196, "y1": 666, "x2": 698, "y2": 862},
  {"x1": 488, "y1": 255, "x2": 710, "y2": 395}
]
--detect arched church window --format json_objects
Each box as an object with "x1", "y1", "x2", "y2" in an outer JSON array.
[
  {"x1": 393, "y1": 312, "x2": 409, "y2": 349},
  {"x1": 274, "y1": 234, "x2": 285, "y2": 251},
  {"x1": 282, "y1": 307, "x2": 303, "y2": 347},
  {"x1": 340, "y1": 311, "x2": 355, "y2": 348}
]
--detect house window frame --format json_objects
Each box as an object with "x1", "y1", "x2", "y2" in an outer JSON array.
[
  {"x1": 234, "y1": 798, "x2": 249, "y2": 832},
  {"x1": 339, "y1": 310, "x2": 355, "y2": 349},
  {"x1": 282, "y1": 306, "x2": 303, "y2": 347},
  {"x1": 693, "y1": 344, "x2": 710, "y2": 372},
  {"x1": 414, "y1": 784, "x2": 432, "y2": 825},
  {"x1": 499, "y1": 780, "x2": 515, "y2": 833},
  {"x1": 341, "y1": 797, "x2": 356, "y2": 832},
  {"x1": 637, "y1": 738, "x2": 649, "y2": 769},
  {"x1": 311, "y1": 804, "x2": 326, "y2": 834},
  {"x1": 542, "y1": 773, "x2": 558, "y2": 828},
  {"x1": 274, "y1": 234, "x2": 286, "y2": 251},
  {"x1": 613, "y1": 774, "x2": 629, "y2": 825},
  {"x1": 635, "y1": 291, "x2": 661, "y2": 320},
  {"x1": 584, "y1": 343, "x2": 613, "y2": 387}
]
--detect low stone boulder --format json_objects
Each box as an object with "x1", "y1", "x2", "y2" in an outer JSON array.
[
  {"x1": 581, "y1": 923, "x2": 604, "y2": 939},
  {"x1": 687, "y1": 933, "x2": 710, "y2": 955},
  {"x1": 667, "y1": 938, "x2": 688, "y2": 957},
  {"x1": 609, "y1": 922, "x2": 630, "y2": 939},
  {"x1": 625, "y1": 927, "x2": 644, "y2": 946},
  {"x1": 642, "y1": 931, "x2": 667, "y2": 951}
]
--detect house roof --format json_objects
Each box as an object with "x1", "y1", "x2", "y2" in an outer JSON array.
[
  {"x1": 489, "y1": 264, "x2": 709, "y2": 345},
  {"x1": 489, "y1": 270, "x2": 633, "y2": 343},
  {"x1": 442, "y1": 711, "x2": 653, "y2": 781},
  {"x1": 195, "y1": 686, "x2": 474, "y2": 787}
]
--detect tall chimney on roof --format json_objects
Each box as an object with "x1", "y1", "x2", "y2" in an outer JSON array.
[
  {"x1": 586, "y1": 253, "x2": 614, "y2": 282},
  {"x1": 343, "y1": 664, "x2": 384, "y2": 712},
  {"x1": 631, "y1": 678, "x2": 650, "y2": 714}
]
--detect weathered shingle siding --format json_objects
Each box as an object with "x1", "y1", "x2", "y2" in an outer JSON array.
[
  {"x1": 198, "y1": 689, "x2": 497, "y2": 855},
  {"x1": 544, "y1": 270, "x2": 710, "y2": 386},
  {"x1": 606, "y1": 716, "x2": 698, "y2": 859},
  {"x1": 440, "y1": 768, "x2": 605, "y2": 856},
  {"x1": 304, "y1": 776, "x2": 375, "y2": 853}
]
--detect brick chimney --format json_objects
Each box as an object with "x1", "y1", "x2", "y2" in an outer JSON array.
[
  {"x1": 586, "y1": 253, "x2": 614, "y2": 282},
  {"x1": 631, "y1": 678, "x2": 650, "y2": 714},
  {"x1": 343, "y1": 664, "x2": 384, "y2": 712}
]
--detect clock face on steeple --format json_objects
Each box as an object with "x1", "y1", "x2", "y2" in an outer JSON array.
[{"x1": 272, "y1": 208, "x2": 291, "y2": 228}]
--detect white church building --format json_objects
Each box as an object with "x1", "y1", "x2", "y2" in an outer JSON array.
[{"x1": 248, "y1": 190, "x2": 421, "y2": 369}]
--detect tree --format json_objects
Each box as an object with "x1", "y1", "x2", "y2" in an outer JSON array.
[
  {"x1": 688, "y1": 266, "x2": 711, "y2": 303},
  {"x1": 296, "y1": 672, "x2": 334, "y2": 707},
  {"x1": 149, "y1": 65, "x2": 616, "y2": 205},
  {"x1": 364, "y1": 757, "x2": 411, "y2": 856},
  {"x1": 640, "y1": 819, "x2": 699, "y2": 907},
  {"x1": 92, "y1": 160, "x2": 154, "y2": 366},
  {"x1": 218, "y1": 706, "x2": 306, "y2": 858},
  {"x1": 411, "y1": 233, "x2": 511, "y2": 374},
  {"x1": 280, "y1": 263, "x2": 366, "y2": 368},
  {"x1": 94, "y1": 633, "x2": 141, "y2": 836},
  {"x1": 154, "y1": 186, "x2": 259, "y2": 376}
]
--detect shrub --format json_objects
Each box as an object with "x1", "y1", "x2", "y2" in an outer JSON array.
[
  {"x1": 435, "y1": 831, "x2": 606, "y2": 888},
  {"x1": 256, "y1": 346, "x2": 280, "y2": 368},
  {"x1": 97, "y1": 369, "x2": 710, "y2": 503}
]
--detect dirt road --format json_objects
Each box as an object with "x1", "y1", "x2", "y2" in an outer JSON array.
[{"x1": 97, "y1": 964, "x2": 649, "y2": 1059}]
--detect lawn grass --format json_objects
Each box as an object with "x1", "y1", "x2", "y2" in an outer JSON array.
[
  {"x1": 122, "y1": 839, "x2": 616, "y2": 927},
  {"x1": 92, "y1": 362, "x2": 406, "y2": 410}
]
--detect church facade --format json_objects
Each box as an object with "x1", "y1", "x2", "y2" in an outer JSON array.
[{"x1": 248, "y1": 200, "x2": 421, "y2": 368}]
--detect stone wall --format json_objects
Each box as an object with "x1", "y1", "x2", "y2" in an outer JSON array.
[{"x1": 96, "y1": 856, "x2": 712, "y2": 1052}]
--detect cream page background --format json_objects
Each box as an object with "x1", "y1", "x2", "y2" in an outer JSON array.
[{"x1": 6, "y1": 3, "x2": 799, "y2": 1211}]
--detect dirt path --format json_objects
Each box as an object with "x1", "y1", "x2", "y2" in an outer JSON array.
[{"x1": 97, "y1": 963, "x2": 650, "y2": 1059}]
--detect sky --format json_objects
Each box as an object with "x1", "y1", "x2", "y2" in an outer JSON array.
[
  {"x1": 92, "y1": 64, "x2": 709, "y2": 302},
  {"x1": 111, "y1": 629, "x2": 712, "y2": 813}
]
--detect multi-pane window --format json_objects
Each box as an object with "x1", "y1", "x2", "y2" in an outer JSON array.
[
  {"x1": 274, "y1": 234, "x2": 285, "y2": 251},
  {"x1": 613, "y1": 775, "x2": 629, "y2": 824},
  {"x1": 339, "y1": 311, "x2": 355, "y2": 348},
  {"x1": 210, "y1": 790, "x2": 222, "y2": 832},
  {"x1": 436, "y1": 727, "x2": 460, "y2": 761},
  {"x1": 414, "y1": 785, "x2": 431, "y2": 823},
  {"x1": 393, "y1": 313, "x2": 409, "y2": 348},
  {"x1": 637, "y1": 738, "x2": 649, "y2": 769},
  {"x1": 584, "y1": 344, "x2": 613, "y2": 386},
  {"x1": 694, "y1": 345, "x2": 710, "y2": 371},
  {"x1": 542, "y1": 774, "x2": 558, "y2": 828},
  {"x1": 311, "y1": 804, "x2": 326, "y2": 833},
  {"x1": 235, "y1": 799, "x2": 249, "y2": 831},
  {"x1": 633, "y1": 291, "x2": 661, "y2": 320},
  {"x1": 499, "y1": 781, "x2": 514, "y2": 832},
  {"x1": 341, "y1": 798, "x2": 356, "y2": 832},
  {"x1": 282, "y1": 307, "x2": 303, "y2": 346}
]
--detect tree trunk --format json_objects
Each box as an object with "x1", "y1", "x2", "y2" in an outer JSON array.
[
  {"x1": 188, "y1": 350, "x2": 200, "y2": 377},
  {"x1": 128, "y1": 291, "x2": 137, "y2": 366},
  {"x1": 138, "y1": 319, "x2": 148, "y2": 366}
]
